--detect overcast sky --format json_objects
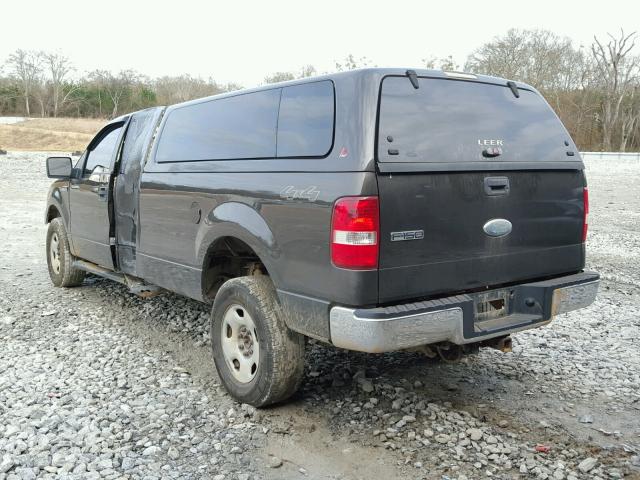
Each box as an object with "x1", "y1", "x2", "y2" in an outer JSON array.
[{"x1": 1, "y1": 0, "x2": 638, "y2": 87}]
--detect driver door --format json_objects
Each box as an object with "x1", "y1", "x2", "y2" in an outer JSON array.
[{"x1": 69, "y1": 121, "x2": 126, "y2": 269}]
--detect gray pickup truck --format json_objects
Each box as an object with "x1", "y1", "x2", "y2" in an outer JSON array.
[{"x1": 45, "y1": 68, "x2": 599, "y2": 406}]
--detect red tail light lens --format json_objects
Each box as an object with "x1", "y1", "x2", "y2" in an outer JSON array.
[
  {"x1": 582, "y1": 187, "x2": 589, "y2": 242},
  {"x1": 331, "y1": 196, "x2": 379, "y2": 269}
]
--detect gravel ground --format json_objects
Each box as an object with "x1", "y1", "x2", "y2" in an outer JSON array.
[{"x1": 0, "y1": 151, "x2": 639, "y2": 480}]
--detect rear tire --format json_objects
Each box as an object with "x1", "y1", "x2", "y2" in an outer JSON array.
[
  {"x1": 46, "y1": 218, "x2": 86, "y2": 287},
  {"x1": 211, "y1": 276, "x2": 305, "y2": 407}
]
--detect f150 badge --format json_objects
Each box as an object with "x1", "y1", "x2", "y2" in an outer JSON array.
[{"x1": 391, "y1": 230, "x2": 424, "y2": 241}]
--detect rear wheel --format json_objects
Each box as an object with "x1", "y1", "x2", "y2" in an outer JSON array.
[
  {"x1": 46, "y1": 218, "x2": 86, "y2": 287},
  {"x1": 211, "y1": 276, "x2": 305, "y2": 407}
]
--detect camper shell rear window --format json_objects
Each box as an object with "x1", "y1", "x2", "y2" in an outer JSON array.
[{"x1": 377, "y1": 76, "x2": 571, "y2": 163}]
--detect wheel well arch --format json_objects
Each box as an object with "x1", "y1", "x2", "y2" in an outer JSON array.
[
  {"x1": 46, "y1": 205, "x2": 61, "y2": 223},
  {"x1": 201, "y1": 236, "x2": 270, "y2": 302}
]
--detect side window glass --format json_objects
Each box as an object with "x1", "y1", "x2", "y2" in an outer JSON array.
[
  {"x1": 277, "y1": 81, "x2": 334, "y2": 157},
  {"x1": 155, "y1": 89, "x2": 280, "y2": 162},
  {"x1": 84, "y1": 127, "x2": 123, "y2": 176}
]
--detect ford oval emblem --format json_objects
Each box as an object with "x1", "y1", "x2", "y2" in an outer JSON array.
[{"x1": 483, "y1": 218, "x2": 512, "y2": 237}]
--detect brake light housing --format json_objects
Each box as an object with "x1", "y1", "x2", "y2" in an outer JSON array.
[
  {"x1": 582, "y1": 187, "x2": 589, "y2": 242},
  {"x1": 331, "y1": 196, "x2": 379, "y2": 269}
]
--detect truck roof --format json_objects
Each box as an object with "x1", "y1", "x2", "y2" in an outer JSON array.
[{"x1": 169, "y1": 68, "x2": 534, "y2": 111}]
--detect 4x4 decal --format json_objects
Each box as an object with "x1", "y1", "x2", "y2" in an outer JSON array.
[{"x1": 280, "y1": 186, "x2": 320, "y2": 202}]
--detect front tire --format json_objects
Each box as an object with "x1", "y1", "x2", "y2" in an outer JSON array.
[
  {"x1": 46, "y1": 218, "x2": 86, "y2": 287},
  {"x1": 211, "y1": 276, "x2": 305, "y2": 407}
]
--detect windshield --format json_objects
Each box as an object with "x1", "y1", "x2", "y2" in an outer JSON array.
[{"x1": 377, "y1": 76, "x2": 573, "y2": 163}]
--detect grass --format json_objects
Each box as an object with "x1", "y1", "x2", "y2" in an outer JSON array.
[{"x1": 0, "y1": 117, "x2": 105, "y2": 152}]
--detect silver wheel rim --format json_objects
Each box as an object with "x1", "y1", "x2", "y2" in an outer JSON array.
[
  {"x1": 50, "y1": 233, "x2": 61, "y2": 274},
  {"x1": 221, "y1": 304, "x2": 260, "y2": 383}
]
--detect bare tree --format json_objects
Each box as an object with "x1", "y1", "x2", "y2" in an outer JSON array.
[
  {"x1": 619, "y1": 85, "x2": 640, "y2": 152},
  {"x1": 591, "y1": 30, "x2": 639, "y2": 151},
  {"x1": 90, "y1": 69, "x2": 140, "y2": 118},
  {"x1": 423, "y1": 55, "x2": 460, "y2": 71},
  {"x1": 154, "y1": 75, "x2": 230, "y2": 105},
  {"x1": 334, "y1": 54, "x2": 373, "y2": 72},
  {"x1": 465, "y1": 29, "x2": 583, "y2": 92},
  {"x1": 44, "y1": 52, "x2": 74, "y2": 117},
  {"x1": 4, "y1": 49, "x2": 43, "y2": 116},
  {"x1": 32, "y1": 76, "x2": 48, "y2": 117},
  {"x1": 263, "y1": 65, "x2": 318, "y2": 84},
  {"x1": 298, "y1": 65, "x2": 317, "y2": 78},
  {"x1": 465, "y1": 29, "x2": 528, "y2": 81},
  {"x1": 263, "y1": 71, "x2": 295, "y2": 84}
]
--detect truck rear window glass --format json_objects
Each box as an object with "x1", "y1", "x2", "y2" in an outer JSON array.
[
  {"x1": 277, "y1": 81, "x2": 334, "y2": 157},
  {"x1": 156, "y1": 89, "x2": 280, "y2": 162},
  {"x1": 120, "y1": 109, "x2": 157, "y2": 173},
  {"x1": 377, "y1": 76, "x2": 570, "y2": 163}
]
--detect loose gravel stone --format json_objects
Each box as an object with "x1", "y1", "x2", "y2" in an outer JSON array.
[
  {"x1": 577, "y1": 457, "x2": 598, "y2": 473},
  {"x1": 434, "y1": 434, "x2": 450, "y2": 444},
  {"x1": 167, "y1": 446, "x2": 180, "y2": 460},
  {"x1": 0, "y1": 455, "x2": 14, "y2": 473},
  {"x1": 358, "y1": 379, "x2": 374, "y2": 393}
]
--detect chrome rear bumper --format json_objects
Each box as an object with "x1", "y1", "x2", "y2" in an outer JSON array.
[{"x1": 329, "y1": 271, "x2": 599, "y2": 353}]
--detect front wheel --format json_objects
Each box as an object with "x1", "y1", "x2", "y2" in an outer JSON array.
[
  {"x1": 46, "y1": 218, "x2": 86, "y2": 287},
  {"x1": 211, "y1": 276, "x2": 305, "y2": 407}
]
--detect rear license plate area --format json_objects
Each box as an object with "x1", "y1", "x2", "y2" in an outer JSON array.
[{"x1": 474, "y1": 290, "x2": 511, "y2": 322}]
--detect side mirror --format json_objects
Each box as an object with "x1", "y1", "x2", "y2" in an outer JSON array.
[{"x1": 46, "y1": 156, "x2": 72, "y2": 178}]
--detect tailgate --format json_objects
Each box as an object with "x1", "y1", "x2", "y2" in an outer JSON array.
[
  {"x1": 376, "y1": 74, "x2": 586, "y2": 304},
  {"x1": 377, "y1": 170, "x2": 585, "y2": 303}
]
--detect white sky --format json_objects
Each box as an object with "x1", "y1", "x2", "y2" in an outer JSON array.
[{"x1": 1, "y1": 0, "x2": 638, "y2": 87}]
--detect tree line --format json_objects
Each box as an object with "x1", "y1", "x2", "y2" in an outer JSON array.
[
  {"x1": 1, "y1": 29, "x2": 638, "y2": 152},
  {"x1": 0, "y1": 51, "x2": 242, "y2": 120}
]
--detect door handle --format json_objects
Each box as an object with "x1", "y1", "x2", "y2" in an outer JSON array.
[
  {"x1": 70, "y1": 184, "x2": 80, "y2": 190},
  {"x1": 484, "y1": 177, "x2": 510, "y2": 196}
]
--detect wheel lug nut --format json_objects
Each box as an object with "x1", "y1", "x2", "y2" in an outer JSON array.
[{"x1": 239, "y1": 344, "x2": 244, "y2": 350}]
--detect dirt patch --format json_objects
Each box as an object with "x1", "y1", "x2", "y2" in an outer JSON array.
[{"x1": 0, "y1": 117, "x2": 104, "y2": 151}]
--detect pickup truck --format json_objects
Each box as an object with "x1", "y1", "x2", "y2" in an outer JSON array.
[{"x1": 45, "y1": 68, "x2": 599, "y2": 406}]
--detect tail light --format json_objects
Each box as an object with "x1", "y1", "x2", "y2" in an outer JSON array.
[
  {"x1": 331, "y1": 196, "x2": 379, "y2": 269},
  {"x1": 582, "y1": 187, "x2": 589, "y2": 242}
]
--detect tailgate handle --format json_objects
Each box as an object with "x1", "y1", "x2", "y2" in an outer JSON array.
[{"x1": 484, "y1": 177, "x2": 510, "y2": 196}]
